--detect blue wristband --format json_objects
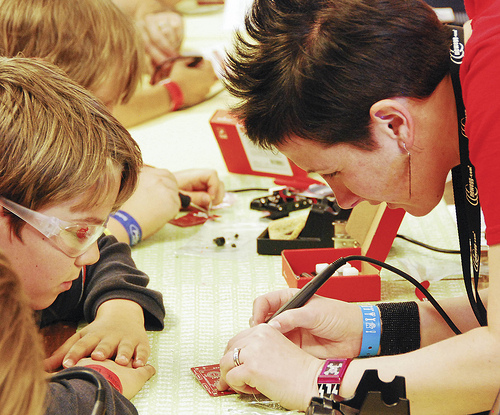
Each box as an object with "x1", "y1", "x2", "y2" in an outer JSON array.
[
  {"x1": 359, "y1": 305, "x2": 381, "y2": 357},
  {"x1": 110, "y1": 210, "x2": 142, "y2": 246}
]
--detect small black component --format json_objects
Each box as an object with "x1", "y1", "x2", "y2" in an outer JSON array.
[
  {"x1": 231, "y1": 243, "x2": 236, "y2": 248},
  {"x1": 179, "y1": 192, "x2": 191, "y2": 208},
  {"x1": 250, "y1": 188, "x2": 314, "y2": 219},
  {"x1": 213, "y1": 236, "x2": 226, "y2": 246}
]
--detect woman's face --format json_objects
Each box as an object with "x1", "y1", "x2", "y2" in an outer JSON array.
[{"x1": 277, "y1": 134, "x2": 447, "y2": 217}]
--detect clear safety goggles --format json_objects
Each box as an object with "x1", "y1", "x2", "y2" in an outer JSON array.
[{"x1": 0, "y1": 196, "x2": 107, "y2": 257}]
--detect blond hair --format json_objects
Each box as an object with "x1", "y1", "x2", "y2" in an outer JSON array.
[
  {"x1": 0, "y1": 56, "x2": 143, "y2": 236},
  {"x1": 0, "y1": 0, "x2": 144, "y2": 104},
  {"x1": 0, "y1": 252, "x2": 46, "y2": 415}
]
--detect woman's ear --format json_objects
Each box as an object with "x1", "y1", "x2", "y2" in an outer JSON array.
[{"x1": 370, "y1": 99, "x2": 414, "y2": 150}]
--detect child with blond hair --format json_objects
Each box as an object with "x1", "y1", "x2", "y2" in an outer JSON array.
[
  {"x1": 0, "y1": 56, "x2": 164, "y2": 414},
  {"x1": 0, "y1": 0, "x2": 225, "y2": 245}
]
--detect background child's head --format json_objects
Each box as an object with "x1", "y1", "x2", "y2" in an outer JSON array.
[
  {"x1": 0, "y1": 252, "x2": 46, "y2": 415},
  {"x1": 0, "y1": 0, "x2": 144, "y2": 106},
  {"x1": 0, "y1": 56, "x2": 143, "y2": 237}
]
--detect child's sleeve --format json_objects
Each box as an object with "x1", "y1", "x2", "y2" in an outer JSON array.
[
  {"x1": 83, "y1": 235, "x2": 165, "y2": 331},
  {"x1": 46, "y1": 367, "x2": 138, "y2": 415}
]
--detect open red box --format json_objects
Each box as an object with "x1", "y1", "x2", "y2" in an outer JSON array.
[
  {"x1": 282, "y1": 202, "x2": 405, "y2": 302},
  {"x1": 210, "y1": 110, "x2": 320, "y2": 188}
]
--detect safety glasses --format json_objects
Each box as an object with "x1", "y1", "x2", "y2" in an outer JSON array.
[{"x1": 0, "y1": 196, "x2": 106, "y2": 257}]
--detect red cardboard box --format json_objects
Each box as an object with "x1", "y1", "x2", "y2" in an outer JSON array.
[
  {"x1": 282, "y1": 202, "x2": 405, "y2": 302},
  {"x1": 210, "y1": 110, "x2": 320, "y2": 188}
]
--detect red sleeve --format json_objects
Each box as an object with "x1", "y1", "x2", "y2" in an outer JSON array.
[{"x1": 461, "y1": 0, "x2": 500, "y2": 245}]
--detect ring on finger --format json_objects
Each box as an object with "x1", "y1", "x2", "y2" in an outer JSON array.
[{"x1": 233, "y1": 347, "x2": 242, "y2": 367}]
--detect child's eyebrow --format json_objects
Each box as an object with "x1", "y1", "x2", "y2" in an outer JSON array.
[{"x1": 71, "y1": 216, "x2": 108, "y2": 225}]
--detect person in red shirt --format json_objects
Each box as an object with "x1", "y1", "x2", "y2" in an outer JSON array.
[{"x1": 217, "y1": 0, "x2": 500, "y2": 413}]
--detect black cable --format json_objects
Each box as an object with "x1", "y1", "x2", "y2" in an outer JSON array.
[
  {"x1": 50, "y1": 368, "x2": 106, "y2": 415},
  {"x1": 356, "y1": 255, "x2": 461, "y2": 335},
  {"x1": 269, "y1": 255, "x2": 462, "y2": 335},
  {"x1": 396, "y1": 234, "x2": 461, "y2": 254},
  {"x1": 227, "y1": 187, "x2": 270, "y2": 193}
]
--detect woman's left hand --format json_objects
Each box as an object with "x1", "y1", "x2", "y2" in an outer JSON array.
[{"x1": 217, "y1": 323, "x2": 324, "y2": 411}]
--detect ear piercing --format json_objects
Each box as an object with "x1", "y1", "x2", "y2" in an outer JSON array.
[{"x1": 402, "y1": 143, "x2": 411, "y2": 198}]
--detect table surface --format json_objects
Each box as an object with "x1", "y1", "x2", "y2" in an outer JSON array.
[{"x1": 125, "y1": 4, "x2": 474, "y2": 414}]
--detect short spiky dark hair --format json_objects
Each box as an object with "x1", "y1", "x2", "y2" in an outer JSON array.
[{"x1": 224, "y1": 0, "x2": 452, "y2": 150}]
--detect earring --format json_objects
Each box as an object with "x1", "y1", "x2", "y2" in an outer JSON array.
[{"x1": 402, "y1": 143, "x2": 411, "y2": 198}]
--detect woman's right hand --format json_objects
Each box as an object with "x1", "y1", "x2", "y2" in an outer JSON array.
[{"x1": 251, "y1": 288, "x2": 364, "y2": 359}]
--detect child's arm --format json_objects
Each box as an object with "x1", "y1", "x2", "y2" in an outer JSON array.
[
  {"x1": 44, "y1": 235, "x2": 165, "y2": 371},
  {"x1": 113, "y1": 58, "x2": 218, "y2": 128},
  {"x1": 107, "y1": 165, "x2": 182, "y2": 244},
  {"x1": 47, "y1": 362, "x2": 155, "y2": 414}
]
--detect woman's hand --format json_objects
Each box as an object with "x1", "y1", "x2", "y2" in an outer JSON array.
[
  {"x1": 218, "y1": 323, "x2": 324, "y2": 411},
  {"x1": 251, "y1": 288, "x2": 364, "y2": 359}
]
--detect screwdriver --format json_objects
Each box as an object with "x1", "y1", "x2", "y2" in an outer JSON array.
[{"x1": 178, "y1": 192, "x2": 210, "y2": 215}]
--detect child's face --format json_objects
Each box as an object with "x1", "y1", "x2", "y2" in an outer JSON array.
[
  {"x1": 91, "y1": 66, "x2": 125, "y2": 111},
  {"x1": 0, "y1": 171, "x2": 121, "y2": 310}
]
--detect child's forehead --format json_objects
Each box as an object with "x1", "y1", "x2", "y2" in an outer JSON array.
[{"x1": 46, "y1": 167, "x2": 122, "y2": 218}]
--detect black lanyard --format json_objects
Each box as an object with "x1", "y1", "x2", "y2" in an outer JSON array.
[{"x1": 449, "y1": 25, "x2": 487, "y2": 326}]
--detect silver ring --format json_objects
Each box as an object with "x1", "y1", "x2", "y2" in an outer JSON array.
[{"x1": 233, "y1": 347, "x2": 242, "y2": 367}]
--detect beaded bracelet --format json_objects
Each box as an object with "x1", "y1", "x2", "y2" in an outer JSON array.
[
  {"x1": 377, "y1": 301, "x2": 420, "y2": 355},
  {"x1": 160, "y1": 78, "x2": 184, "y2": 111},
  {"x1": 359, "y1": 305, "x2": 381, "y2": 357},
  {"x1": 109, "y1": 210, "x2": 142, "y2": 246}
]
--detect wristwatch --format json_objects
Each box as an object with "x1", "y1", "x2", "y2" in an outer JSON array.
[{"x1": 317, "y1": 358, "x2": 352, "y2": 398}]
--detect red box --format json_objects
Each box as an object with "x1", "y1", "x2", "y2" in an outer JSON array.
[
  {"x1": 282, "y1": 202, "x2": 405, "y2": 302},
  {"x1": 210, "y1": 110, "x2": 320, "y2": 188}
]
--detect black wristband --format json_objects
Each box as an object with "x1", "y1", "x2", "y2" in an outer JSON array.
[{"x1": 377, "y1": 301, "x2": 420, "y2": 355}]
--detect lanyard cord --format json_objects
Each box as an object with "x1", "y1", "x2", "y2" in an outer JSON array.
[{"x1": 448, "y1": 25, "x2": 487, "y2": 326}]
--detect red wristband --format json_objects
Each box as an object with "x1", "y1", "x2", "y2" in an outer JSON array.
[
  {"x1": 317, "y1": 358, "x2": 352, "y2": 398},
  {"x1": 85, "y1": 364, "x2": 123, "y2": 394},
  {"x1": 160, "y1": 78, "x2": 184, "y2": 111}
]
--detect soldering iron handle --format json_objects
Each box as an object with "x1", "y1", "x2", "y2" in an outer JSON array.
[
  {"x1": 266, "y1": 257, "x2": 349, "y2": 323},
  {"x1": 179, "y1": 192, "x2": 191, "y2": 208}
]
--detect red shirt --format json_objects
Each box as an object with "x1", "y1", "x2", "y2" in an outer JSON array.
[{"x1": 461, "y1": 0, "x2": 500, "y2": 244}]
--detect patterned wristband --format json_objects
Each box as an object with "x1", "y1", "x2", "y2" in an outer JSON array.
[
  {"x1": 85, "y1": 365, "x2": 123, "y2": 394},
  {"x1": 377, "y1": 301, "x2": 420, "y2": 355},
  {"x1": 317, "y1": 358, "x2": 352, "y2": 398},
  {"x1": 359, "y1": 305, "x2": 381, "y2": 357},
  {"x1": 109, "y1": 210, "x2": 142, "y2": 246},
  {"x1": 160, "y1": 78, "x2": 184, "y2": 111}
]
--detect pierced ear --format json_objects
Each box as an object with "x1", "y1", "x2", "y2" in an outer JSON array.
[{"x1": 370, "y1": 99, "x2": 414, "y2": 146}]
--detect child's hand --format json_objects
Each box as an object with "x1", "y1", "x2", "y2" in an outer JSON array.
[
  {"x1": 75, "y1": 357, "x2": 156, "y2": 399},
  {"x1": 44, "y1": 299, "x2": 149, "y2": 372},
  {"x1": 107, "y1": 165, "x2": 181, "y2": 243},
  {"x1": 174, "y1": 168, "x2": 225, "y2": 209}
]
